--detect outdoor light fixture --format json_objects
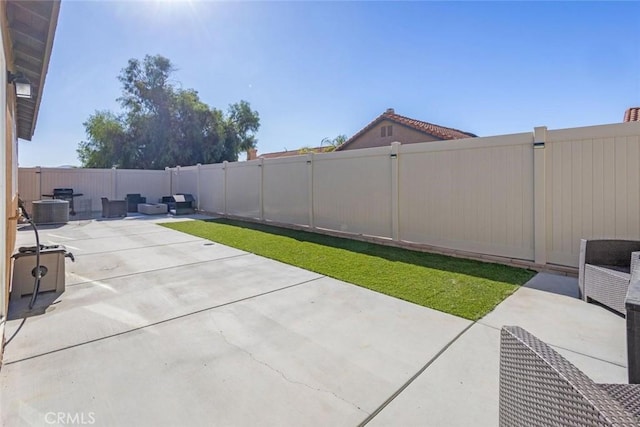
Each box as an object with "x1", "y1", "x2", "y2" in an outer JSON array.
[{"x1": 7, "y1": 71, "x2": 32, "y2": 99}]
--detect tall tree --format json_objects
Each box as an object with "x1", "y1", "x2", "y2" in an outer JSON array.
[{"x1": 78, "y1": 54, "x2": 260, "y2": 169}]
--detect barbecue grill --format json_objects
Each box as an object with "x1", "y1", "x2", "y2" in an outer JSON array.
[
  {"x1": 161, "y1": 194, "x2": 196, "y2": 215},
  {"x1": 42, "y1": 188, "x2": 84, "y2": 215}
]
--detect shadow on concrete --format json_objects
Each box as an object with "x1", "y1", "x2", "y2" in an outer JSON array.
[
  {"x1": 7, "y1": 290, "x2": 64, "y2": 321},
  {"x1": 522, "y1": 272, "x2": 580, "y2": 299}
]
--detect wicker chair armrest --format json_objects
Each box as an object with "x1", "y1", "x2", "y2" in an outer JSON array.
[
  {"x1": 579, "y1": 239, "x2": 587, "y2": 299},
  {"x1": 631, "y1": 252, "x2": 640, "y2": 283},
  {"x1": 499, "y1": 326, "x2": 638, "y2": 426},
  {"x1": 582, "y1": 240, "x2": 640, "y2": 268}
]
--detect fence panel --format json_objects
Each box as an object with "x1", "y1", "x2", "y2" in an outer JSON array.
[
  {"x1": 17, "y1": 168, "x2": 39, "y2": 209},
  {"x1": 263, "y1": 156, "x2": 310, "y2": 226},
  {"x1": 18, "y1": 168, "x2": 170, "y2": 212},
  {"x1": 199, "y1": 164, "x2": 225, "y2": 214},
  {"x1": 226, "y1": 161, "x2": 261, "y2": 218},
  {"x1": 115, "y1": 169, "x2": 169, "y2": 204},
  {"x1": 546, "y1": 122, "x2": 640, "y2": 267},
  {"x1": 399, "y1": 133, "x2": 535, "y2": 260},
  {"x1": 169, "y1": 166, "x2": 198, "y2": 197},
  {"x1": 39, "y1": 168, "x2": 113, "y2": 212},
  {"x1": 313, "y1": 147, "x2": 392, "y2": 237}
]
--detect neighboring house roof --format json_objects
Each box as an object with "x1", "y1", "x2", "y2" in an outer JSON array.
[
  {"x1": 336, "y1": 108, "x2": 477, "y2": 151},
  {"x1": 624, "y1": 107, "x2": 640, "y2": 122},
  {"x1": 258, "y1": 146, "x2": 332, "y2": 159},
  {"x1": 5, "y1": 0, "x2": 61, "y2": 140}
]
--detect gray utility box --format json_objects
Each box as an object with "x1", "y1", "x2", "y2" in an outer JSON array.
[{"x1": 11, "y1": 248, "x2": 67, "y2": 299}]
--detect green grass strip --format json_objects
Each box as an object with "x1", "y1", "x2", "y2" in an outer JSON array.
[{"x1": 161, "y1": 219, "x2": 535, "y2": 320}]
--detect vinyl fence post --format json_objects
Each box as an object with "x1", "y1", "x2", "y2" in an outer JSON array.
[
  {"x1": 307, "y1": 153, "x2": 314, "y2": 229},
  {"x1": 259, "y1": 158, "x2": 264, "y2": 221},
  {"x1": 196, "y1": 163, "x2": 201, "y2": 211},
  {"x1": 223, "y1": 161, "x2": 228, "y2": 216},
  {"x1": 165, "y1": 167, "x2": 171, "y2": 199},
  {"x1": 35, "y1": 166, "x2": 42, "y2": 202},
  {"x1": 391, "y1": 142, "x2": 401, "y2": 241},
  {"x1": 175, "y1": 166, "x2": 181, "y2": 195},
  {"x1": 111, "y1": 166, "x2": 117, "y2": 199},
  {"x1": 533, "y1": 126, "x2": 547, "y2": 265}
]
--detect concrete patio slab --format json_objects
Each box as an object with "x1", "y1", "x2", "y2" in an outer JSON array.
[
  {"x1": 368, "y1": 323, "x2": 501, "y2": 427},
  {"x1": 5, "y1": 306, "x2": 369, "y2": 427},
  {"x1": 367, "y1": 317, "x2": 627, "y2": 427},
  {"x1": 2, "y1": 277, "x2": 470, "y2": 426},
  {"x1": 2, "y1": 218, "x2": 631, "y2": 426},
  {"x1": 36, "y1": 227, "x2": 203, "y2": 256},
  {"x1": 479, "y1": 285, "x2": 626, "y2": 366},
  {"x1": 212, "y1": 277, "x2": 471, "y2": 390},
  {"x1": 64, "y1": 240, "x2": 247, "y2": 285},
  {"x1": 16, "y1": 214, "x2": 196, "y2": 262},
  {"x1": 4, "y1": 254, "x2": 323, "y2": 363}
]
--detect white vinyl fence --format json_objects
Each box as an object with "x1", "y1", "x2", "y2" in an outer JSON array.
[
  {"x1": 18, "y1": 167, "x2": 171, "y2": 212},
  {"x1": 545, "y1": 124, "x2": 640, "y2": 266},
  {"x1": 176, "y1": 134, "x2": 536, "y2": 261},
  {"x1": 398, "y1": 132, "x2": 535, "y2": 261},
  {"x1": 166, "y1": 121, "x2": 640, "y2": 268},
  {"x1": 19, "y1": 121, "x2": 640, "y2": 268}
]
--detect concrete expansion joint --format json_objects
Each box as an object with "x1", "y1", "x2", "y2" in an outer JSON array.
[
  {"x1": 42, "y1": 228, "x2": 174, "y2": 244},
  {"x1": 474, "y1": 320, "x2": 501, "y2": 332},
  {"x1": 66, "y1": 253, "x2": 252, "y2": 287},
  {"x1": 214, "y1": 326, "x2": 369, "y2": 416},
  {"x1": 475, "y1": 292, "x2": 625, "y2": 368},
  {"x1": 358, "y1": 321, "x2": 476, "y2": 426},
  {"x1": 477, "y1": 316, "x2": 628, "y2": 368},
  {"x1": 65, "y1": 238, "x2": 206, "y2": 258},
  {"x1": 4, "y1": 277, "x2": 326, "y2": 366},
  {"x1": 531, "y1": 342, "x2": 626, "y2": 369}
]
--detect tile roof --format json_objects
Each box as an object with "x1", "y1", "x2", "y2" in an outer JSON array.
[
  {"x1": 624, "y1": 107, "x2": 640, "y2": 122},
  {"x1": 258, "y1": 146, "x2": 332, "y2": 159},
  {"x1": 336, "y1": 108, "x2": 476, "y2": 151}
]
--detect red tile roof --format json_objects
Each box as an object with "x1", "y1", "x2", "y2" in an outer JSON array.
[
  {"x1": 336, "y1": 108, "x2": 476, "y2": 151},
  {"x1": 624, "y1": 107, "x2": 640, "y2": 122}
]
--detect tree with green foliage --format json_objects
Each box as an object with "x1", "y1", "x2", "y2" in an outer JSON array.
[{"x1": 77, "y1": 55, "x2": 260, "y2": 169}]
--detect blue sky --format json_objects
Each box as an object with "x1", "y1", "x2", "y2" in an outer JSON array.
[{"x1": 19, "y1": 0, "x2": 640, "y2": 167}]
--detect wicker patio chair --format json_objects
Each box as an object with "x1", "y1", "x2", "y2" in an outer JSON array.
[
  {"x1": 101, "y1": 197, "x2": 127, "y2": 218},
  {"x1": 627, "y1": 280, "x2": 640, "y2": 384},
  {"x1": 499, "y1": 326, "x2": 640, "y2": 426},
  {"x1": 125, "y1": 193, "x2": 146, "y2": 213},
  {"x1": 578, "y1": 239, "x2": 640, "y2": 315}
]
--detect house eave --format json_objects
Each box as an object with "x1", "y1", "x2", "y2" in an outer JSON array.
[{"x1": 6, "y1": 0, "x2": 60, "y2": 141}]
